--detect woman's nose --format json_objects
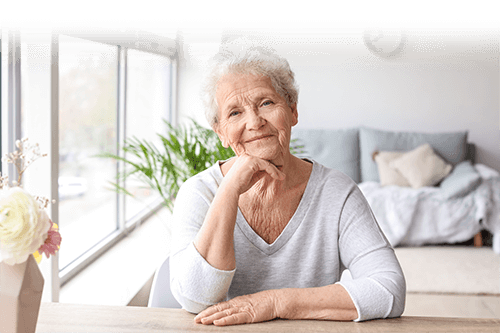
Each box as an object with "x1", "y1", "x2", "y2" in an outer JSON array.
[{"x1": 246, "y1": 110, "x2": 266, "y2": 130}]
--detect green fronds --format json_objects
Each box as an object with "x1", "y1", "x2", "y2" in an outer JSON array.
[
  {"x1": 96, "y1": 118, "x2": 235, "y2": 212},
  {"x1": 97, "y1": 118, "x2": 306, "y2": 213}
]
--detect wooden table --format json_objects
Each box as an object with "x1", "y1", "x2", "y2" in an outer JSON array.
[{"x1": 37, "y1": 302, "x2": 500, "y2": 332}]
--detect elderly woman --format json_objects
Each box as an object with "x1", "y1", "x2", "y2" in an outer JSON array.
[{"x1": 170, "y1": 46, "x2": 405, "y2": 326}]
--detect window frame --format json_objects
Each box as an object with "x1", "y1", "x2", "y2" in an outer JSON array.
[{"x1": 1, "y1": 29, "x2": 177, "y2": 301}]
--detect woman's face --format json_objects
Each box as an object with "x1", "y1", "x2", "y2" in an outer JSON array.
[{"x1": 214, "y1": 73, "x2": 298, "y2": 166}]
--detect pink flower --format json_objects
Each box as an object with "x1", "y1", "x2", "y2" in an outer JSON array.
[{"x1": 36, "y1": 220, "x2": 61, "y2": 260}]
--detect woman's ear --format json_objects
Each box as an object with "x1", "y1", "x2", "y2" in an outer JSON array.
[{"x1": 290, "y1": 103, "x2": 298, "y2": 126}]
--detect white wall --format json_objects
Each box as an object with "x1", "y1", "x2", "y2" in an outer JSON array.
[{"x1": 176, "y1": 29, "x2": 500, "y2": 172}]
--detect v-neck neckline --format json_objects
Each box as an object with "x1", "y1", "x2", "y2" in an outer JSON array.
[{"x1": 216, "y1": 159, "x2": 317, "y2": 256}]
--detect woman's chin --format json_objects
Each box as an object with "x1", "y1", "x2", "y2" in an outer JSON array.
[
  {"x1": 248, "y1": 150, "x2": 285, "y2": 165},
  {"x1": 242, "y1": 146, "x2": 269, "y2": 156}
]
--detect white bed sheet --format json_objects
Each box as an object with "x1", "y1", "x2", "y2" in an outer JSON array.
[{"x1": 358, "y1": 164, "x2": 500, "y2": 252}]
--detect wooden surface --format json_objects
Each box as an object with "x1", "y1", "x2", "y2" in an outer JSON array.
[{"x1": 37, "y1": 302, "x2": 500, "y2": 333}]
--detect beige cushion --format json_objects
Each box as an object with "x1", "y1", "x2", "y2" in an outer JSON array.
[
  {"x1": 374, "y1": 151, "x2": 411, "y2": 187},
  {"x1": 390, "y1": 143, "x2": 452, "y2": 188}
]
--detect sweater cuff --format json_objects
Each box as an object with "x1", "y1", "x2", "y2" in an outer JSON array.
[
  {"x1": 335, "y1": 278, "x2": 394, "y2": 322},
  {"x1": 171, "y1": 242, "x2": 235, "y2": 313}
]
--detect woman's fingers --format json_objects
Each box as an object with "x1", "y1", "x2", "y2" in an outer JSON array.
[
  {"x1": 196, "y1": 305, "x2": 252, "y2": 326},
  {"x1": 200, "y1": 309, "x2": 232, "y2": 325},
  {"x1": 262, "y1": 160, "x2": 285, "y2": 180},
  {"x1": 194, "y1": 290, "x2": 279, "y2": 326},
  {"x1": 213, "y1": 312, "x2": 252, "y2": 326},
  {"x1": 195, "y1": 303, "x2": 230, "y2": 324},
  {"x1": 200, "y1": 307, "x2": 251, "y2": 326},
  {"x1": 194, "y1": 304, "x2": 226, "y2": 323},
  {"x1": 227, "y1": 154, "x2": 285, "y2": 194}
]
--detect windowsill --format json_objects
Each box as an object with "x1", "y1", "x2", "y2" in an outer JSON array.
[{"x1": 59, "y1": 207, "x2": 172, "y2": 306}]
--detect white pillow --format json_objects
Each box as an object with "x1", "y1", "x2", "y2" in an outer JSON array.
[
  {"x1": 374, "y1": 151, "x2": 411, "y2": 187},
  {"x1": 390, "y1": 143, "x2": 452, "y2": 188}
]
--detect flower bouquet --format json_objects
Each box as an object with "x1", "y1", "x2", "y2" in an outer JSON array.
[{"x1": 0, "y1": 139, "x2": 61, "y2": 333}]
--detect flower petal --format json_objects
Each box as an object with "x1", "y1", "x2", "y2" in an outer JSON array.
[{"x1": 33, "y1": 250, "x2": 42, "y2": 264}]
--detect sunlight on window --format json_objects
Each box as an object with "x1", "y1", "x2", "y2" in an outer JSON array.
[
  {"x1": 125, "y1": 49, "x2": 171, "y2": 220},
  {"x1": 58, "y1": 35, "x2": 118, "y2": 270}
]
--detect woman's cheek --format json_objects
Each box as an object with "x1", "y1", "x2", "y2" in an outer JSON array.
[
  {"x1": 277, "y1": 131, "x2": 290, "y2": 150},
  {"x1": 232, "y1": 143, "x2": 246, "y2": 156},
  {"x1": 227, "y1": 133, "x2": 246, "y2": 156}
]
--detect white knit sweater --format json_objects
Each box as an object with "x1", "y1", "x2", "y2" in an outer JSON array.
[{"x1": 170, "y1": 159, "x2": 406, "y2": 321}]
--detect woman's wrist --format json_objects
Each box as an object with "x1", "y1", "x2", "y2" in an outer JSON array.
[
  {"x1": 272, "y1": 288, "x2": 294, "y2": 319},
  {"x1": 218, "y1": 179, "x2": 243, "y2": 199},
  {"x1": 271, "y1": 286, "x2": 358, "y2": 321}
]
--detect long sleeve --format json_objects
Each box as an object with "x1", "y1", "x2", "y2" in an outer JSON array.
[
  {"x1": 169, "y1": 171, "x2": 235, "y2": 313},
  {"x1": 335, "y1": 184, "x2": 406, "y2": 321},
  {"x1": 169, "y1": 161, "x2": 405, "y2": 320}
]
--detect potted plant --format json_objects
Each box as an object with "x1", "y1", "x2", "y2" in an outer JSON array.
[{"x1": 99, "y1": 118, "x2": 304, "y2": 211}]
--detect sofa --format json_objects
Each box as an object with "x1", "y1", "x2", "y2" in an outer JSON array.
[{"x1": 291, "y1": 127, "x2": 500, "y2": 253}]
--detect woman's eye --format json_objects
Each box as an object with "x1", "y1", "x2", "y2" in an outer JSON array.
[
  {"x1": 229, "y1": 110, "x2": 241, "y2": 117},
  {"x1": 261, "y1": 100, "x2": 273, "y2": 107}
]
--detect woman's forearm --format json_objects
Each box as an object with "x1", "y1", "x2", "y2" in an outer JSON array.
[
  {"x1": 194, "y1": 284, "x2": 358, "y2": 326},
  {"x1": 193, "y1": 181, "x2": 240, "y2": 271},
  {"x1": 275, "y1": 284, "x2": 358, "y2": 321},
  {"x1": 193, "y1": 156, "x2": 284, "y2": 272}
]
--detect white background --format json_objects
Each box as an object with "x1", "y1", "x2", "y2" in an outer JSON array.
[{"x1": 177, "y1": 29, "x2": 500, "y2": 172}]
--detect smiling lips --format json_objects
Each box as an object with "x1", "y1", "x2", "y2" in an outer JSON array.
[{"x1": 245, "y1": 134, "x2": 274, "y2": 143}]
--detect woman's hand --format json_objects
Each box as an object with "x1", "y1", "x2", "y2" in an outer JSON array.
[
  {"x1": 223, "y1": 154, "x2": 285, "y2": 196},
  {"x1": 194, "y1": 285, "x2": 358, "y2": 326},
  {"x1": 194, "y1": 290, "x2": 280, "y2": 326}
]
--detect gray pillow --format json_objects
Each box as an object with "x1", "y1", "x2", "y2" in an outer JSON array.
[
  {"x1": 359, "y1": 127, "x2": 468, "y2": 182},
  {"x1": 440, "y1": 160, "x2": 481, "y2": 199},
  {"x1": 292, "y1": 128, "x2": 360, "y2": 183}
]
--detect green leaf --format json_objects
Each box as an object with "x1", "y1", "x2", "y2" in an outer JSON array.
[{"x1": 96, "y1": 118, "x2": 303, "y2": 213}]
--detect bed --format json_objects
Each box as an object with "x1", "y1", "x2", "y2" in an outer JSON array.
[{"x1": 292, "y1": 127, "x2": 500, "y2": 253}]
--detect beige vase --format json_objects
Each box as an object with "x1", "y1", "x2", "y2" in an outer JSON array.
[{"x1": 0, "y1": 254, "x2": 44, "y2": 333}]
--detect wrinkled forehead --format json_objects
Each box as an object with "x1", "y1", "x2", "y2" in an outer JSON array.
[
  {"x1": 217, "y1": 73, "x2": 273, "y2": 93},
  {"x1": 216, "y1": 73, "x2": 278, "y2": 106}
]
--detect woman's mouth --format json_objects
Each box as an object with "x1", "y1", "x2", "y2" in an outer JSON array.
[{"x1": 245, "y1": 135, "x2": 273, "y2": 143}]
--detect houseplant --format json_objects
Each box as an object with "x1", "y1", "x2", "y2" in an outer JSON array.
[
  {"x1": 0, "y1": 138, "x2": 61, "y2": 333},
  {"x1": 100, "y1": 118, "x2": 304, "y2": 211}
]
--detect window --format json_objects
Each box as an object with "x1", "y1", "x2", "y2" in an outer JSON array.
[
  {"x1": 58, "y1": 35, "x2": 119, "y2": 270},
  {"x1": 2, "y1": 29, "x2": 176, "y2": 301},
  {"x1": 125, "y1": 49, "x2": 171, "y2": 220}
]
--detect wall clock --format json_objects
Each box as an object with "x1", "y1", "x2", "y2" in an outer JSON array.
[{"x1": 363, "y1": 30, "x2": 407, "y2": 58}]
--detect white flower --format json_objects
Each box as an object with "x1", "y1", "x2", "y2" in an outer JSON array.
[{"x1": 0, "y1": 187, "x2": 51, "y2": 265}]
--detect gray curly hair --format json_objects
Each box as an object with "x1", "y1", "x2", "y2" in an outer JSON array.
[{"x1": 201, "y1": 43, "x2": 299, "y2": 127}]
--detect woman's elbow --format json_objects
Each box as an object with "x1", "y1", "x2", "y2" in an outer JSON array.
[
  {"x1": 371, "y1": 270, "x2": 406, "y2": 319},
  {"x1": 388, "y1": 273, "x2": 406, "y2": 318},
  {"x1": 389, "y1": 294, "x2": 405, "y2": 318},
  {"x1": 179, "y1": 300, "x2": 210, "y2": 315},
  {"x1": 171, "y1": 286, "x2": 211, "y2": 314}
]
